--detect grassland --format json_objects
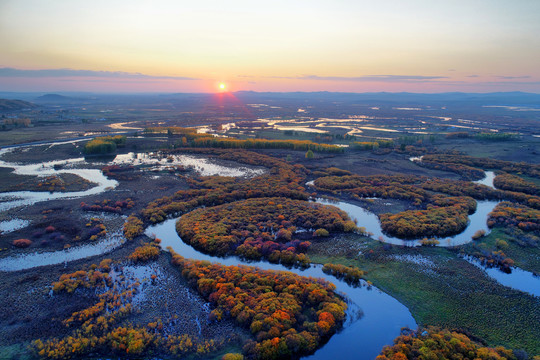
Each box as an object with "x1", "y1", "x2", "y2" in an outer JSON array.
[{"x1": 309, "y1": 234, "x2": 540, "y2": 354}]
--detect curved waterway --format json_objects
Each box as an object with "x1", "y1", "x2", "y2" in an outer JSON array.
[
  {"x1": 146, "y1": 219, "x2": 417, "y2": 360},
  {"x1": 0, "y1": 142, "x2": 264, "y2": 212},
  {"x1": 0, "y1": 144, "x2": 119, "y2": 212},
  {"x1": 0, "y1": 231, "x2": 125, "y2": 272},
  {"x1": 473, "y1": 171, "x2": 496, "y2": 189},
  {"x1": 317, "y1": 198, "x2": 539, "y2": 297},
  {"x1": 316, "y1": 198, "x2": 500, "y2": 247}
]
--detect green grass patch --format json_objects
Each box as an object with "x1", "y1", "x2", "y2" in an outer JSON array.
[
  {"x1": 309, "y1": 236, "x2": 540, "y2": 354},
  {"x1": 465, "y1": 227, "x2": 540, "y2": 273}
]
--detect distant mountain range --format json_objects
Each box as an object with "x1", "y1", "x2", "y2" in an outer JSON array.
[
  {"x1": 0, "y1": 91, "x2": 538, "y2": 107},
  {"x1": 33, "y1": 93, "x2": 85, "y2": 103}
]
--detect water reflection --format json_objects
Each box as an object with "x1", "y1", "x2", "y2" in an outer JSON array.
[
  {"x1": 0, "y1": 231, "x2": 125, "y2": 272},
  {"x1": 146, "y1": 219, "x2": 416, "y2": 360},
  {"x1": 464, "y1": 257, "x2": 539, "y2": 297},
  {"x1": 315, "y1": 198, "x2": 500, "y2": 247}
]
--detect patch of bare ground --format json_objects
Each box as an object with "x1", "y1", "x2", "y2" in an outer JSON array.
[
  {"x1": 310, "y1": 233, "x2": 369, "y2": 258},
  {"x1": 128, "y1": 255, "x2": 248, "y2": 342}
]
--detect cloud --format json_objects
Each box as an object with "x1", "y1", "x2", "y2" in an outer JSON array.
[
  {"x1": 496, "y1": 75, "x2": 532, "y2": 79},
  {"x1": 270, "y1": 74, "x2": 449, "y2": 82},
  {"x1": 0, "y1": 67, "x2": 198, "y2": 80},
  {"x1": 466, "y1": 75, "x2": 480, "y2": 78}
]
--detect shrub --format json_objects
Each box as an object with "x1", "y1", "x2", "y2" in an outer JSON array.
[
  {"x1": 222, "y1": 353, "x2": 244, "y2": 360},
  {"x1": 472, "y1": 229, "x2": 486, "y2": 240},
  {"x1": 314, "y1": 228, "x2": 329, "y2": 237},
  {"x1": 13, "y1": 239, "x2": 32, "y2": 248},
  {"x1": 129, "y1": 244, "x2": 160, "y2": 263}
]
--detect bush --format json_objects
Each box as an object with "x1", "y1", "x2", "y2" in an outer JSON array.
[
  {"x1": 314, "y1": 228, "x2": 329, "y2": 237},
  {"x1": 129, "y1": 244, "x2": 160, "y2": 263},
  {"x1": 13, "y1": 239, "x2": 32, "y2": 248},
  {"x1": 472, "y1": 229, "x2": 486, "y2": 240},
  {"x1": 222, "y1": 354, "x2": 244, "y2": 360}
]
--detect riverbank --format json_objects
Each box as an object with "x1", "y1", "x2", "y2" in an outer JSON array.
[{"x1": 308, "y1": 235, "x2": 540, "y2": 354}]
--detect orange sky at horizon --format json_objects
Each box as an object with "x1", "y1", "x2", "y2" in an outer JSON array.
[{"x1": 1, "y1": 0, "x2": 539, "y2": 93}]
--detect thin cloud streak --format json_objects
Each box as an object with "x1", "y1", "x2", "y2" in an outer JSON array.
[
  {"x1": 0, "y1": 67, "x2": 198, "y2": 80},
  {"x1": 267, "y1": 74, "x2": 449, "y2": 82},
  {"x1": 496, "y1": 75, "x2": 532, "y2": 79}
]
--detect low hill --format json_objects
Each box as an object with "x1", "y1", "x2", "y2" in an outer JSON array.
[{"x1": 0, "y1": 98, "x2": 37, "y2": 111}]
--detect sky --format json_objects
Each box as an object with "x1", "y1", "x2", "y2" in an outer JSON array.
[{"x1": 1, "y1": 0, "x2": 539, "y2": 93}]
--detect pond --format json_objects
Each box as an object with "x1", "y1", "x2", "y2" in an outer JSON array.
[{"x1": 146, "y1": 218, "x2": 417, "y2": 360}]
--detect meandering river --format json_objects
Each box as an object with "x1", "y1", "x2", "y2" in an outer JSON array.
[
  {"x1": 146, "y1": 219, "x2": 417, "y2": 360},
  {"x1": 0, "y1": 140, "x2": 537, "y2": 358}
]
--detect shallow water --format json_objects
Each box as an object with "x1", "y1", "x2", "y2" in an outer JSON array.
[
  {"x1": 473, "y1": 171, "x2": 496, "y2": 189},
  {"x1": 316, "y1": 198, "x2": 500, "y2": 247},
  {"x1": 465, "y1": 257, "x2": 539, "y2": 297},
  {"x1": 0, "y1": 145, "x2": 119, "y2": 212},
  {"x1": 146, "y1": 219, "x2": 417, "y2": 360},
  {"x1": 0, "y1": 231, "x2": 125, "y2": 272},
  {"x1": 0, "y1": 144, "x2": 264, "y2": 212},
  {"x1": 0, "y1": 218, "x2": 30, "y2": 233},
  {"x1": 111, "y1": 152, "x2": 265, "y2": 178}
]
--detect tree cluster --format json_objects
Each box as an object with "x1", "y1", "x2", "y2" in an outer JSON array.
[
  {"x1": 322, "y1": 263, "x2": 365, "y2": 285},
  {"x1": 128, "y1": 243, "x2": 160, "y2": 263},
  {"x1": 488, "y1": 202, "x2": 540, "y2": 233},
  {"x1": 134, "y1": 149, "x2": 310, "y2": 227},
  {"x1": 102, "y1": 165, "x2": 141, "y2": 181},
  {"x1": 377, "y1": 327, "x2": 518, "y2": 360},
  {"x1": 176, "y1": 197, "x2": 355, "y2": 266},
  {"x1": 35, "y1": 260, "x2": 226, "y2": 359},
  {"x1": 83, "y1": 135, "x2": 126, "y2": 155},
  {"x1": 420, "y1": 154, "x2": 540, "y2": 179},
  {"x1": 80, "y1": 198, "x2": 135, "y2": 214},
  {"x1": 170, "y1": 251, "x2": 347, "y2": 359},
  {"x1": 315, "y1": 171, "x2": 540, "y2": 238},
  {"x1": 494, "y1": 173, "x2": 540, "y2": 196}
]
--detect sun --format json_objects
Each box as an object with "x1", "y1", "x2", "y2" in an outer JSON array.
[{"x1": 218, "y1": 82, "x2": 226, "y2": 91}]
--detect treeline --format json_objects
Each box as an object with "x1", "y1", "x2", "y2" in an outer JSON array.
[
  {"x1": 418, "y1": 159, "x2": 485, "y2": 180},
  {"x1": 315, "y1": 174, "x2": 428, "y2": 205},
  {"x1": 176, "y1": 197, "x2": 356, "y2": 266},
  {"x1": 191, "y1": 137, "x2": 344, "y2": 153},
  {"x1": 170, "y1": 251, "x2": 347, "y2": 359},
  {"x1": 145, "y1": 126, "x2": 344, "y2": 153},
  {"x1": 80, "y1": 198, "x2": 135, "y2": 213},
  {"x1": 420, "y1": 154, "x2": 540, "y2": 179},
  {"x1": 494, "y1": 173, "x2": 540, "y2": 195},
  {"x1": 83, "y1": 135, "x2": 126, "y2": 155},
  {"x1": 446, "y1": 132, "x2": 518, "y2": 141},
  {"x1": 377, "y1": 327, "x2": 518, "y2": 360},
  {"x1": 352, "y1": 140, "x2": 394, "y2": 150}
]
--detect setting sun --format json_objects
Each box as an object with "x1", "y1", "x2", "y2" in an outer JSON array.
[{"x1": 219, "y1": 82, "x2": 226, "y2": 91}]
